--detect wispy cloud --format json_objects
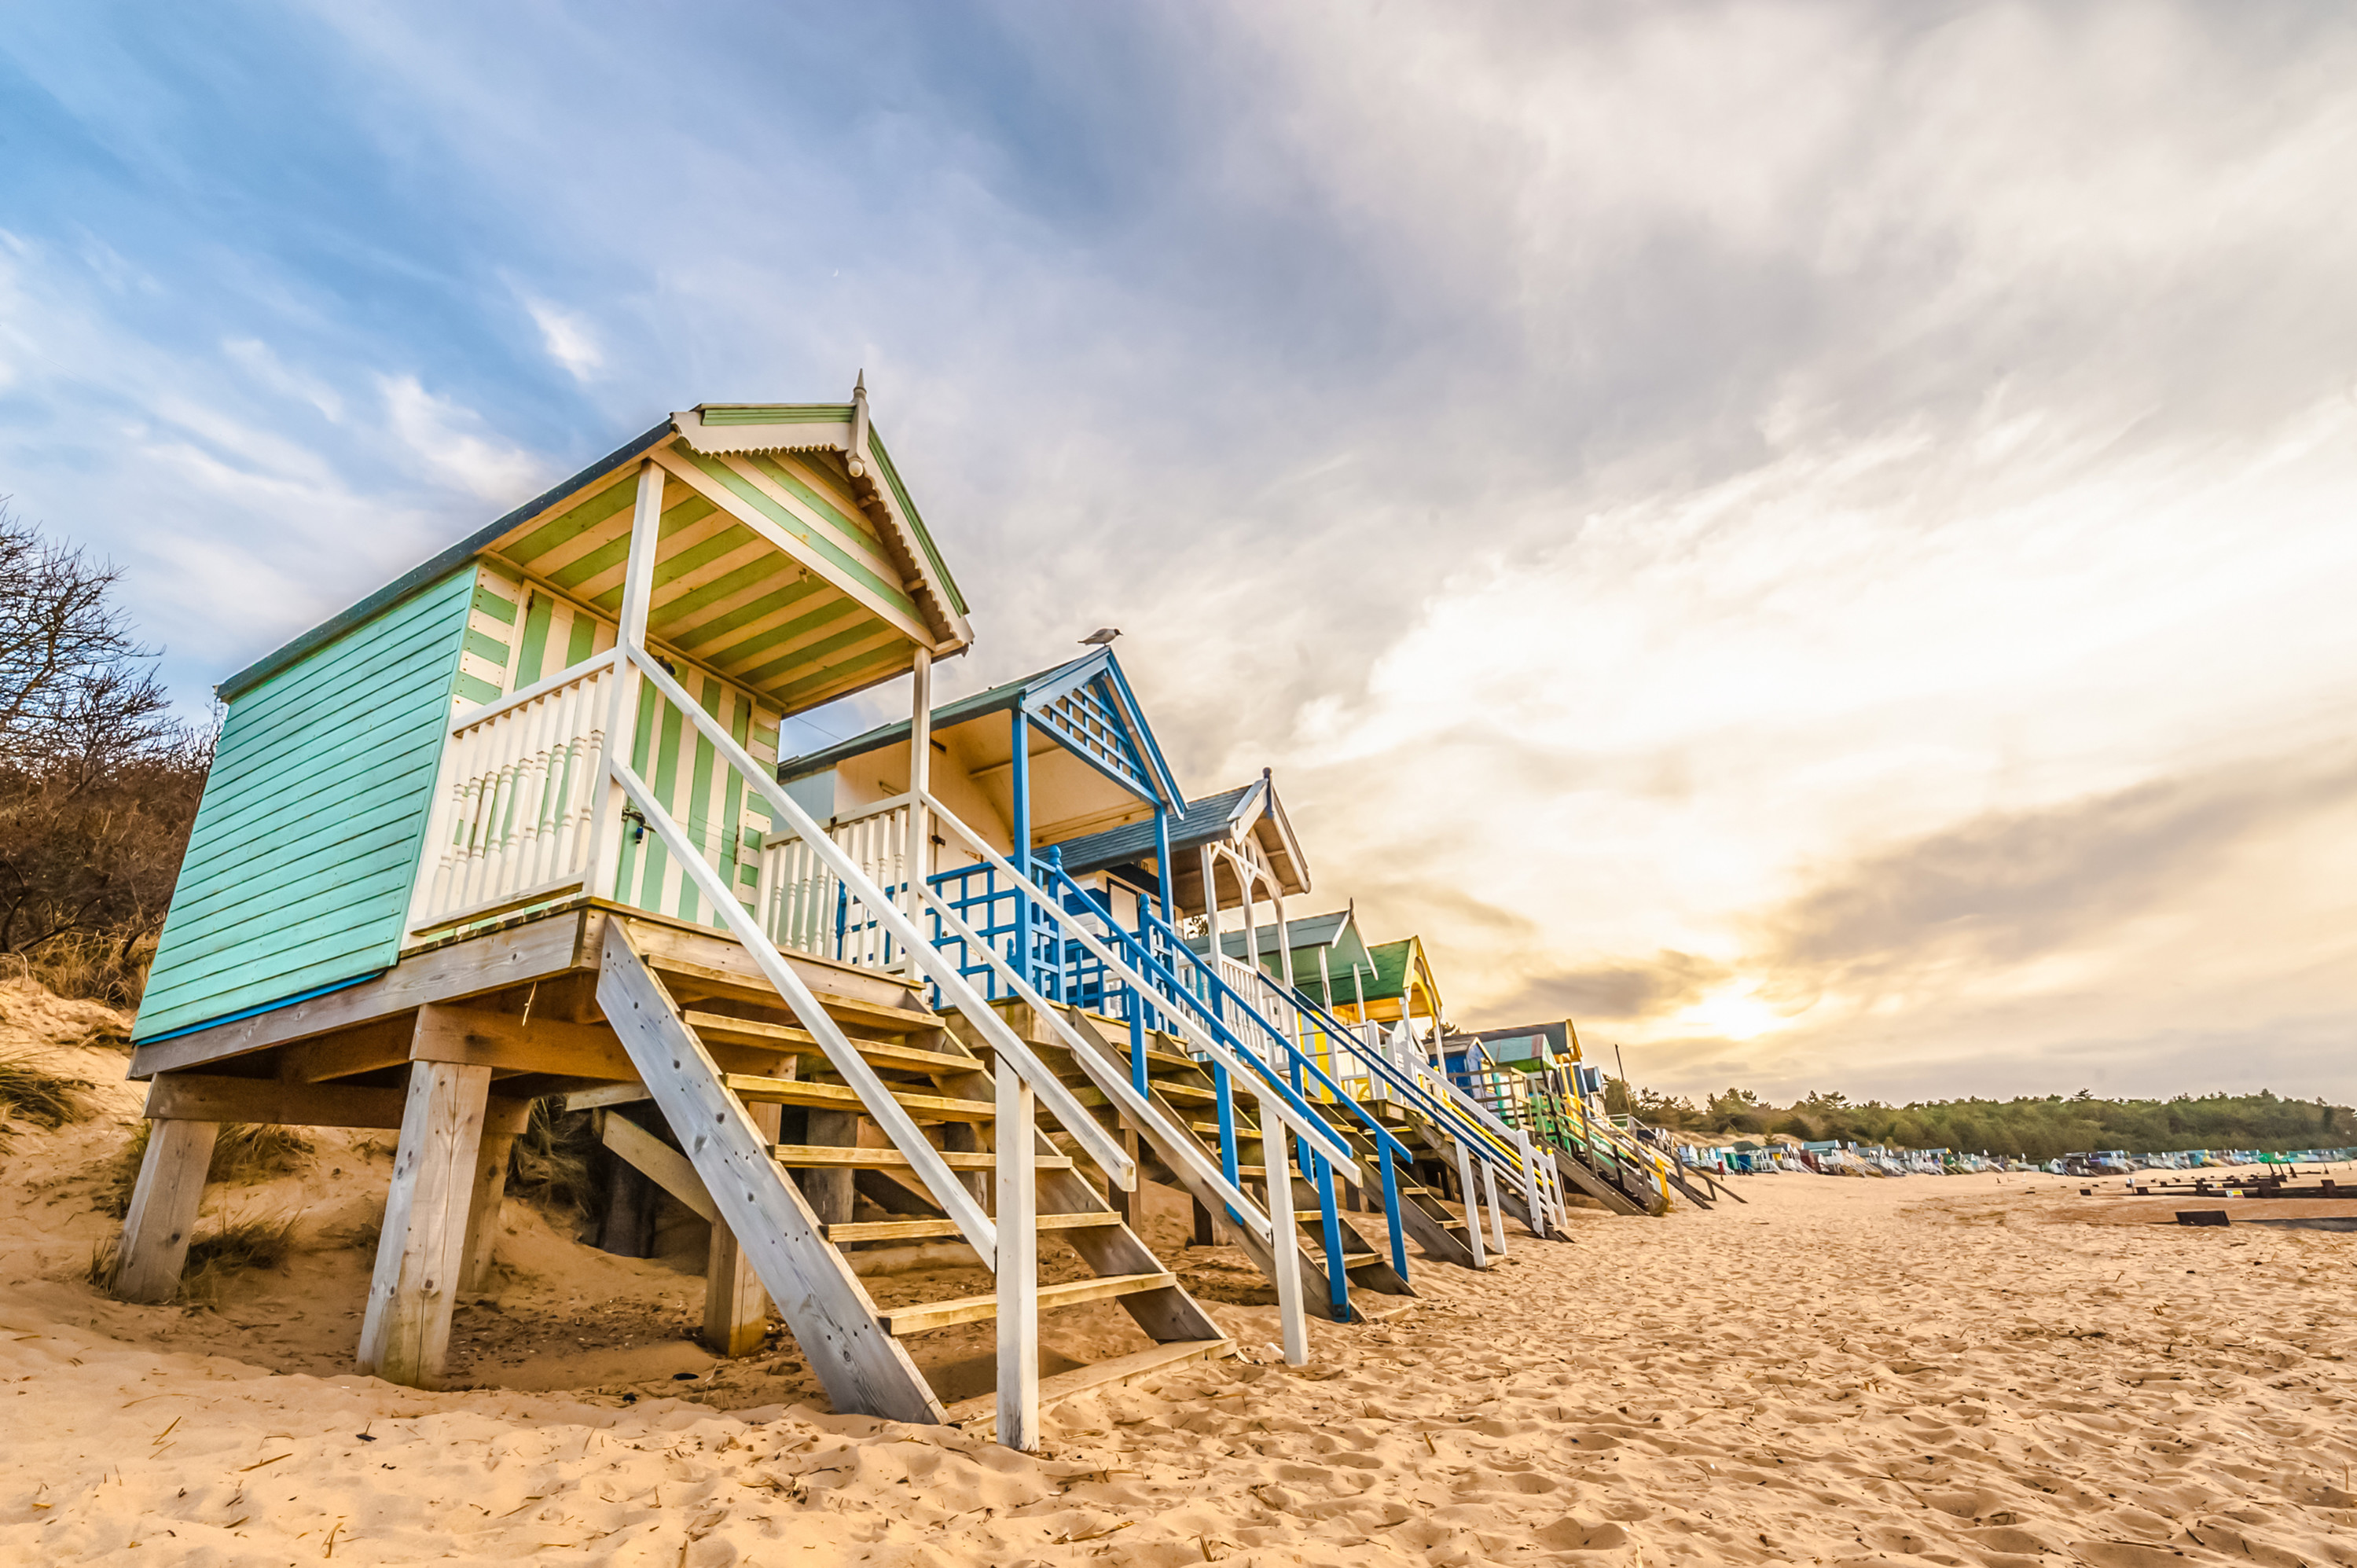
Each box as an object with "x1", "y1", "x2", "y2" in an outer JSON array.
[{"x1": 2, "y1": 1, "x2": 2353, "y2": 1100}]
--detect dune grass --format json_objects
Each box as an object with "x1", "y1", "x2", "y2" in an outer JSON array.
[
  {"x1": 97, "y1": 1120, "x2": 317, "y2": 1217},
  {"x1": 0, "y1": 1053, "x2": 99, "y2": 1129},
  {"x1": 506, "y1": 1095, "x2": 597, "y2": 1214},
  {"x1": 87, "y1": 1210, "x2": 302, "y2": 1304}
]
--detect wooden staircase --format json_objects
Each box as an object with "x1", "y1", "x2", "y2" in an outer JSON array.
[{"x1": 593, "y1": 917, "x2": 1229, "y2": 1430}]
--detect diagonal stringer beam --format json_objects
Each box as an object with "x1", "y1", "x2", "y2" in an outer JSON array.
[{"x1": 596, "y1": 919, "x2": 945, "y2": 1425}]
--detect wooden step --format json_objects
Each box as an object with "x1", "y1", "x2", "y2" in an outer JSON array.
[
  {"x1": 723, "y1": 1073, "x2": 993, "y2": 1124},
  {"x1": 772, "y1": 1145, "x2": 1074, "y2": 1172},
  {"x1": 688, "y1": 1012, "x2": 979, "y2": 1077},
  {"x1": 650, "y1": 955, "x2": 938, "y2": 1034},
  {"x1": 821, "y1": 1211, "x2": 1125, "y2": 1244},
  {"x1": 879, "y1": 1272, "x2": 1177, "y2": 1336},
  {"x1": 944, "y1": 1338, "x2": 1233, "y2": 1440}
]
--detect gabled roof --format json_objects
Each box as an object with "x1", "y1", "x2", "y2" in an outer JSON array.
[
  {"x1": 1217, "y1": 908, "x2": 1354, "y2": 957},
  {"x1": 219, "y1": 387, "x2": 971, "y2": 712},
  {"x1": 782, "y1": 647, "x2": 1184, "y2": 808},
  {"x1": 1460, "y1": 1019, "x2": 1576, "y2": 1063},
  {"x1": 1051, "y1": 770, "x2": 1308, "y2": 896}
]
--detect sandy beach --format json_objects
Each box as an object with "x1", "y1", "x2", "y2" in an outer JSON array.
[{"x1": 2, "y1": 996, "x2": 2353, "y2": 1564}]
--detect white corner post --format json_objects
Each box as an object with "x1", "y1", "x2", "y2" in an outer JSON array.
[
  {"x1": 1272, "y1": 889, "x2": 1295, "y2": 991},
  {"x1": 584, "y1": 459, "x2": 666, "y2": 904},
  {"x1": 1260, "y1": 1086, "x2": 1309, "y2": 1366},
  {"x1": 995, "y1": 1061, "x2": 1041, "y2": 1450},
  {"x1": 905, "y1": 644, "x2": 933, "y2": 920},
  {"x1": 1198, "y1": 843, "x2": 1219, "y2": 955},
  {"x1": 1239, "y1": 850, "x2": 1260, "y2": 975}
]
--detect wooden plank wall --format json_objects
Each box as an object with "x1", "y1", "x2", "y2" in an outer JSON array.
[{"x1": 134, "y1": 567, "x2": 481, "y2": 1043}]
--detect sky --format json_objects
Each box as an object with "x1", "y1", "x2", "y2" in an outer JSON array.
[{"x1": 4, "y1": 2, "x2": 2354, "y2": 1107}]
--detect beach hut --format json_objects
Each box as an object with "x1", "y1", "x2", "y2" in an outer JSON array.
[{"x1": 111, "y1": 390, "x2": 1267, "y2": 1446}]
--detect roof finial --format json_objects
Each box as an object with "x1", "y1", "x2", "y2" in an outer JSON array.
[{"x1": 848, "y1": 371, "x2": 871, "y2": 479}]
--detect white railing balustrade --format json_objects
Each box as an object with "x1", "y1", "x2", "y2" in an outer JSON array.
[
  {"x1": 412, "y1": 654, "x2": 616, "y2": 932},
  {"x1": 754, "y1": 795, "x2": 912, "y2": 969}
]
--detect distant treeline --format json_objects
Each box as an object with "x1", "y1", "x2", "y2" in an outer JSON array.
[{"x1": 1601, "y1": 1082, "x2": 2349, "y2": 1161}]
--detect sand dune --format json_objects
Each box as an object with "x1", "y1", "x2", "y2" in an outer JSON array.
[{"x1": 2, "y1": 1004, "x2": 2353, "y2": 1563}]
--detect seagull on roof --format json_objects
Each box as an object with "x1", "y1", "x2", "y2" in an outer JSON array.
[{"x1": 1079, "y1": 627, "x2": 1121, "y2": 646}]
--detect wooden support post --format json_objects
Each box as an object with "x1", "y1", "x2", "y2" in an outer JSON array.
[
  {"x1": 800, "y1": 1110, "x2": 857, "y2": 1225},
  {"x1": 112, "y1": 1118, "x2": 220, "y2": 1305},
  {"x1": 1482, "y1": 1160, "x2": 1509, "y2": 1257},
  {"x1": 599, "y1": 1152, "x2": 659, "y2": 1256},
  {"x1": 358, "y1": 1059, "x2": 493, "y2": 1389},
  {"x1": 1111, "y1": 1127, "x2": 1140, "y2": 1225},
  {"x1": 1455, "y1": 1140, "x2": 1489, "y2": 1270},
  {"x1": 705, "y1": 1102, "x2": 782, "y2": 1357},
  {"x1": 1191, "y1": 1199, "x2": 1216, "y2": 1247},
  {"x1": 459, "y1": 1127, "x2": 516, "y2": 1294},
  {"x1": 1260, "y1": 1087, "x2": 1308, "y2": 1366},
  {"x1": 996, "y1": 1060, "x2": 1040, "y2": 1450},
  {"x1": 905, "y1": 645, "x2": 932, "y2": 905}
]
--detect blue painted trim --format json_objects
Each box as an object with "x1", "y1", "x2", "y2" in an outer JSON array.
[
  {"x1": 1026, "y1": 674, "x2": 1162, "y2": 805},
  {"x1": 131, "y1": 971, "x2": 382, "y2": 1047},
  {"x1": 1096, "y1": 655, "x2": 1185, "y2": 806}
]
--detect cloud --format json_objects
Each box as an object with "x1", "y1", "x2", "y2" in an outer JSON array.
[
  {"x1": 378, "y1": 374, "x2": 548, "y2": 501},
  {"x1": 3, "y1": 0, "x2": 2355, "y2": 1106},
  {"x1": 522, "y1": 297, "x2": 603, "y2": 381}
]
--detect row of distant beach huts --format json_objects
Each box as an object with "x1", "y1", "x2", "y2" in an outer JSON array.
[
  {"x1": 112, "y1": 391, "x2": 1697, "y2": 1448},
  {"x1": 1680, "y1": 1142, "x2": 2357, "y2": 1178}
]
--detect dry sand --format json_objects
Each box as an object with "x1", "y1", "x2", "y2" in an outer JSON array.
[{"x1": 3, "y1": 993, "x2": 2354, "y2": 1565}]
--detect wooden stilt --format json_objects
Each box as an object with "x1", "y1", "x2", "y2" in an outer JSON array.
[
  {"x1": 1111, "y1": 1128, "x2": 1140, "y2": 1224},
  {"x1": 458, "y1": 1127, "x2": 515, "y2": 1294},
  {"x1": 704, "y1": 1102, "x2": 782, "y2": 1357},
  {"x1": 358, "y1": 1058, "x2": 493, "y2": 1390},
  {"x1": 996, "y1": 1061, "x2": 1040, "y2": 1450},
  {"x1": 801, "y1": 1109, "x2": 857, "y2": 1225},
  {"x1": 112, "y1": 1118, "x2": 220, "y2": 1305},
  {"x1": 1191, "y1": 1198, "x2": 1216, "y2": 1247},
  {"x1": 598, "y1": 1144, "x2": 659, "y2": 1256},
  {"x1": 1481, "y1": 1160, "x2": 1510, "y2": 1256},
  {"x1": 1456, "y1": 1140, "x2": 1489, "y2": 1269},
  {"x1": 1261, "y1": 1092, "x2": 1309, "y2": 1366}
]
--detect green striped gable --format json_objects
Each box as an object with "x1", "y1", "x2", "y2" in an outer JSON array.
[{"x1": 134, "y1": 567, "x2": 479, "y2": 1042}]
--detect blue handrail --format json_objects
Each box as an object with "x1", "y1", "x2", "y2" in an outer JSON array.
[{"x1": 1278, "y1": 969, "x2": 1533, "y2": 1184}]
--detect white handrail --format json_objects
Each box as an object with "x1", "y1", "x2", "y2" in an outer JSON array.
[
  {"x1": 610, "y1": 755, "x2": 1000, "y2": 1262},
  {"x1": 916, "y1": 790, "x2": 1360, "y2": 1178},
  {"x1": 918, "y1": 883, "x2": 1278, "y2": 1247},
  {"x1": 620, "y1": 647, "x2": 1138, "y2": 1192},
  {"x1": 450, "y1": 647, "x2": 624, "y2": 734}
]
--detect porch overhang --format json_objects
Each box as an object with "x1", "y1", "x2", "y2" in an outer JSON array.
[
  {"x1": 783, "y1": 648, "x2": 1183, "y2": 847},
  {"x1": 218, "y1": 387, "x2": 971, "y2": 718}
]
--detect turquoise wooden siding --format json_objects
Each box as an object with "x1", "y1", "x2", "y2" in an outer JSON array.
[{"x1": 134, "y1": 567, "x2": 478, "y2": 1042}]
